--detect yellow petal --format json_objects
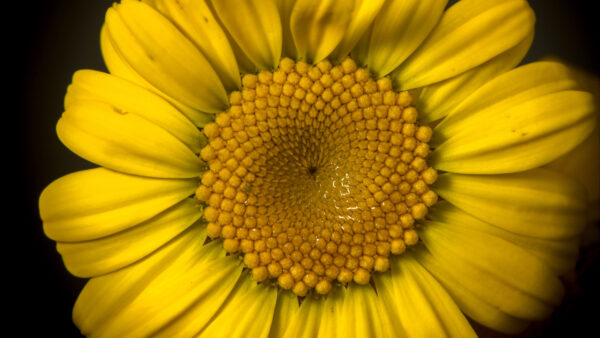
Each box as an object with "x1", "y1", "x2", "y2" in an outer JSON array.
[
  {"x1": 364, "y1": 0, "x2": 447, "y2": 77},
  {"x1": 349, "y1": 23, "x2": 372, "y2": 67},
  {"x1": 149, "y1": 0, "x2": 241, "y2": 90},
  {"x1": 393, "y1": 0, "x2": 535, "y2": 89},
  {"x1": 57, "y1": 198, "x2": 202, "y2": 278},
  {"x1": 329, "y1": 0, "x2": 385, "y2": 63},
  {"x1": 269, "y1": 291, "x2": 300, "y2": 338},
  {"x1": 375, "y1": 255, "x2": 476, "y2": 338},
  {"x1": 200, "y1": 275, "x2": 278, "y2": 337},
  {"x1": 548, "y1": 68, "x2": 600, "y2": 220},
  {"x1": 211, "y1": 0, "x2": 282, "y2": 70},
  {"x1": 431, "y1": 89, "x2": 596, "y2": 174},
  {"x1": 434, "y1": 62, "x2": 579, "y2": 142},
  {"x1": 40, "y1": 168, "x2": 197, "y2": 242},
  {"x1": 282, "y1": 295, "x2": 324, "y2": 338},
  {"x1": 221, "y1": 27, "x2": 259, "y2": 74},
  {"x1": 74, "y1": 228, "x2": 242, "y2": 337},
  {"x1": 66, "y1": 70, "x2": 205, "y2": 153},
  {"x1": 316, "y1": 287, "x2": 346, "y2": 337},
  {"x1": 549, "y1": 126, "x2": 600, "y2": 220},
  {"x1": 428, "y1": 201, "x2": 579, "y2": 275},
  {"x1": 418, "y1": 220, "x2": 564, "y2": 322},
  {"x1": 417, "y1": 31, "x2": 533, "y2": 123},
  {"x1": 275, "y1": 0, "x2": 298, "y2": 60},
  {"x1": 57, "y1": 100, "x2": 204, "y2": 178},
  {"x1": 413, "y1": 248, "x2": 529, "y2": 334},
  {"x1": 434, "y1": 169, "x2": 588, "y2": 239},
  {"x1": 105, "y1": 1, "x2": 228, "y2": 114},
  {"x1": 290, "y1": 0, "x2": 354, "y2": 63},
  {"x1": 100, "y1": 25, "x2": 214, "y2": 126},
  {"x1": 336, "y1": 285, "x2": 387, "y2": 338}
]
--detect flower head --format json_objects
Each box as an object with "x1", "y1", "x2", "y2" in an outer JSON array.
[{"x1": 40, "y1": 0, "x2": 598, "y2": 336}]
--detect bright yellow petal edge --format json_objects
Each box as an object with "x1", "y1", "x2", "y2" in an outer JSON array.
[{"x1": 39, "y1": 0, "x2": 598, "y2": 337}]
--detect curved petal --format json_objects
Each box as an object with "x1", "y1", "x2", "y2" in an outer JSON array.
[
  {"x1": 548, "y1": 68, "x2": 600, "y2": 220},
  {"x1": 316, "y1": 287, "x2": 346, "y2": 337},
  {"x1": 74, "y1": 229, "x2": 243, "y2": 337},
  {"x1": 364, "y1": 0, "x2": 447, "y2": 77},
  {"x1": 66, "y1": 70, "x2": 205, "y2": 153},
  {"x1": 430, "y1": 90, "x2": 596, "y2": 174},
  {"x1": 417, "y1": 220, "x2": 565, "y2": 328},
  {"x1": 417, "y1": 31, "x2": 533, "y2": 124},
  {"x1": 100, "y1": 25, "x2": 214, "y2": 127},
  {"x1": 336, "y1": 285, "x2": 387, "y2": 338},
  {"x1": 282, "y1": 295, "x2": 325, "y2": 338},
  {"x1": 150, "y1": 0, "x2": 241, "y2": 91},
  {"x1": 329, "y1": 0, "x2": 386, "y2": 63},
  {"x1": 393, "y1": 0, "x2": 535, "y2": 89},
  {"x1": 105, "y1": 1, "x2": 228, "y2": 114},
  {"x1": 434, "y1": 169, "x2": 588, "y2": 239},
  {"x1": 57, "y1": 100, "x2": 204, "y2": 178},
  {"x1": 211, "y1": 0, "x2": 282, "y2": 70},
  {"x1": 549, "y1": 126, "x2": 600, "y2": 220},
  {"x1": 349, "y1": 22, "x2": 372, "y2": 67},
  {"x1": 275, "y1": 0, "x2": 298, "y2": 60},
  {"x1": 413, "y1": 247, "x2": 529, "y2": 334},
  {"x1": 375, "y1": 254, "x2": 476, "y2": 338},
  {"x1": 200, "y1": 274, "x2": 278, "y2": 337},
  {"x1": 428, "y1": 202, "x2": 580, "y2": 275},
  {"x1": 434, "y1": 62, "x2": 580, "y2": 142},
  {"x1": 268, "y1": 291, "x2": 300, "y2": 338},
  {"x1": 290, "y1": 0, "x2": 354, "y2": 63},
  {"x1": 57, "y1": 198, "x2": 202, "y2": 278},
  {"x1": 40, "y1": 168, "x2": 197, "y2": 242}
]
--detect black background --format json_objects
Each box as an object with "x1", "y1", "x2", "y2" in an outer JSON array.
[{"x1": 9, "y1": 0, "x2": 599, "y2": 336}]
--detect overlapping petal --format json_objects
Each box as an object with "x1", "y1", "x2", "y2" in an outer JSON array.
[
  {"x1": 315, "y1": 287, "x2": 346, "y2": 337},
  {"x1": 548, "y1": 67, "x2": 600, "y2": 220},
  {"x1": 100, "y1": 25, "x2": 215, "y2": 127},
  {"x1": 413, "y1": 247, "x2": 529, "y2": 334},
  {"x1": 375, "y1": 254, "x2": 476, "y2": 337},
  {"x1": 290, "y1": 0, "x2": 353, "y2": 63},
  {"x1": 428, "y1": 202, "x2": 579, "y2": 275},
  {"x1": 200, "y1": 274, "x2": 278, "y2": 337},
  {"x1": 417, "y1": 31, "x2": 533, "y2": 123},
  {"x1": 393, "y1": 0, "x2": 535, "y2": 89},
  {"x1": 434, "y1": 169, "x2": 588, "y2": 239},
  {"x1": 57, "y1": 100, "x2": 204, "y2": 178},
  {"x1": 149, "y1": 0, "x2": 241, "y2": 91},
  {"x1": 275, "y1": 0, "x2": 298, "y2": 60},
  {"x1": 430, "y1": 67, "x2": 595, "y2": 173},
  {"x1": 105, "y1": 1, "x2": 228, "y2": 114},
  {"x1": 211, "y1": 0, "x2": 282, "y2": 71},
  {"x1": 268, "y1": 291, "x2": 300, "y2": 338},
  {"x1": 282, "y1": 295, "x2": 325, "y2": 338},
  {"x1": 65, "y1": 70, "x2": 206, "y2": 153},
  {"x1": 336, "y1": 285, "x2": 388, "y2": 338},
  {"x1": 416, "y1": 217, "x2": 565, "y2": 332},
  {"x1": 57, "y1": 198, "x2": 202, "y2": 277},
  {"x1": 329, "y1": 0, "x2": 385, "y2": 63},
  {"x1": 74, "y1": 228, "x2": 242, "y2": 337},
  {"x1": 40, "y1": 168, "x2": 198, "y2": 242},
  {"x1": 283, "y1": 285, "x2": 386, "y2": 338},
  {"x1": 362, "y1": 0, "x2": 446, "y2": 77}
]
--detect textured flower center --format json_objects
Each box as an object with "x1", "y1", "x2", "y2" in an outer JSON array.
[{"x1": 196, "y1": 58, "x2": 437, "y2": 296}]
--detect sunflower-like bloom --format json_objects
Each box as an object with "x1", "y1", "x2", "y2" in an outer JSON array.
[{"x1": 40, "y1": 0, "x2": 599, "y2": 336}]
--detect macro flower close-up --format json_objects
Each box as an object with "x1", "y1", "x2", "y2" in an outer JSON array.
[{"x1": 33, "y1": 0, "x2": 600, "y2": 336}]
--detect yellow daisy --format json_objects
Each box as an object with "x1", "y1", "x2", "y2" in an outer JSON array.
[{"x1": 40, "y1": 0, "x2": 598, "y2": 336}]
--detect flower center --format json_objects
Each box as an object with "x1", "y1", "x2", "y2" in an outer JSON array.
[{"x1": 196, "y1": 57, "x2": 437, "y2": 296}]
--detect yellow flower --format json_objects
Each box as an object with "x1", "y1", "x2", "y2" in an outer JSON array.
[{"x1": 39, "y1": 0, "x2": 598, "y2": 337}]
